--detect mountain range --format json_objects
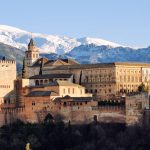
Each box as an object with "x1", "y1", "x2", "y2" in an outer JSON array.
[
  {"x1": 0, "y1": 25, "x2": 150, "y2": 71},
  {"x1": 0, "y1": 25, "x2": 121, "y2": 54}
]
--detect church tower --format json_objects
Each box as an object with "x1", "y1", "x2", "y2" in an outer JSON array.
[{"x1": 25, "y1": 38, "x2": 39, "y2": 66}]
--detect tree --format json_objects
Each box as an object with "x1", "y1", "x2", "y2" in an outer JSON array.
[
  {"x1": 44, "y1": 113, "x2": 54, "y2": 124},
  {"x1": 138, "y1": 83, "x2": 147, "y2": 92}
]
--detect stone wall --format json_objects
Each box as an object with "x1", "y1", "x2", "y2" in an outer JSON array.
[
  {"x1": 0, "y1": 60, "x2": 16, "y2": 105},
  {"x1": 125, "y1": 93, "x2": 149, "y2": 125}
]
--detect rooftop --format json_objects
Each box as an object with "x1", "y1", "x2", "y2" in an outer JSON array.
[
  {"x1": 28, "y1": 38, "x2": 36, "y2": 47},
  {"x1": 42, "y1": 62, "x2": 150, "y2": 71},
  {"x1": 52, "y1": 80, "x2": 83, "y2": 87},
  {"x1": 43, "y1": 81, "x2": 83, "y2": 88},
  {"x1": 27, "y1": 91, "x2": 56, "y2": 97},
  {"x1": 29, "y1": 74, "x2": 73, "y2": 79},
  {"x1": 31, "y1": 57, "x2": 79, "y2": 67},
  {"x1": 54, "y1": 95, "x2": 93, "y2": 102}
]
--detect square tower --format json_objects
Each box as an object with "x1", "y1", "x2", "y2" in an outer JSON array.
[{"x1": 0, "y1": 58, "x2": 16, "y2": 105}]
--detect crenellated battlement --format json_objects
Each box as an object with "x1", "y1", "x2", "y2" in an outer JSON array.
[{"x1": 0, "y1": 60, "x2": 16, "y2": 64}]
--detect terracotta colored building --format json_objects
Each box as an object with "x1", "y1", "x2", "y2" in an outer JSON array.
[
  {"x1": 22, "y1": 39, "x2": 150, "y2": 101},
  {"x1": 0, "y1": 39, "x2": 150, "y2": 126}
]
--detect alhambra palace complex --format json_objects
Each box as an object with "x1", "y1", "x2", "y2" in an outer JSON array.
[{"x1": 0, "y1": 39, "x2": 150, "y2": 126}]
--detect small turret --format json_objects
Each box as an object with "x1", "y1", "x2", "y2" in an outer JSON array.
[
  {"x1": 24, "y1": 38, "x2": 40, "y2": 66},
  {"x1": 28, "y1": 38, "x2": 35, "y2": 47},
  {"x1": 28, "y1": 38, "x2": 39, "y2": 52}
]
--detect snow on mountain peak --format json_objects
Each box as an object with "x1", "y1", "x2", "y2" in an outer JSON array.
[
  {"x1": 0, "y1": 25, "x2": 122, "y2": 54},
  {"x1": 77, "y1": 37, "x2": 121, "y2": 48},
  {"x1": 0, "y1": 25, "x2": 28, "y2": 33}
]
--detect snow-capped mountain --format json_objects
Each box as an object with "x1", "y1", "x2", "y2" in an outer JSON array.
[
  {"x1": 0, "y1": 25, "x2": 122, "y2": 54},
  {"x1": 67, "y1": 44, "x2": 150, "y2": 64},
  {"x1": 2, "y1": 24, "x2": 150, "y2": 73},
  {"x1": 78, "y1": 37, "x2": 121, "y2": 48}
]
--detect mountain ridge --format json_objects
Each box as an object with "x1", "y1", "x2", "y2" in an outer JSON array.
[
  {"x1": 0, "y1": 25, "x2": 123, "y2": 54},
  {"x1": 0, "y1": 25, "x2": 150, "y2": 72}
]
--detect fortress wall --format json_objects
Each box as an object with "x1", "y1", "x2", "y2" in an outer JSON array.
[{"x1": 0, "y1": 60, "x2": 16, "y2": 104}]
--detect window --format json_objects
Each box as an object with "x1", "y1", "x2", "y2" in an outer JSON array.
[
  {"x1": 68, "y1": 88, "x2": 70, "y2": 94},
  {"x1": 4, "y1": 99, "x2": 6, "y2": 104},
  {"x1": 120, "y1": 76, "x2": 122, "y2": 82},
  {"x1": 128, "y1": 76, "x2": 130, "y2": 82},
  {"x1": 72, "y1": 88, "x2": 74, "y2": 94},
  {"x1": 35, "y1": 80, "x2": 39, "y2": 85},
  {"x1": 40, "y1": 80, "x2": 43, "y2": 85},
  {"x1": 63, "y1": 89, "x2": 65, "y2": 94},
  {"x1": 64, "y1": 102, "x2": 67, "y2": 106},
  {"x1": 124, "y1": 76, "x2": 126, "y2": 82},
  {"x1": 32, "y1": 101, "x2": 35, "y2": 106}
]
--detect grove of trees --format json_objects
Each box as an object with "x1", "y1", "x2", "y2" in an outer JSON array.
[{"x1": 0, "y1": 120, "x2": 150, "y2": 150}]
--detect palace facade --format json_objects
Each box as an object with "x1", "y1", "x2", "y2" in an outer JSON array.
[
  {"x1": 0, "y1": 39, "x2": 149, "y2": 126},
  {"x1": 23, "y1": 39, "x2": 150, "y2": 101}
]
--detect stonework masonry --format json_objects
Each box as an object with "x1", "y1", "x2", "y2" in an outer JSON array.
[
  {"x1": 0, "y1": 39, "x2": 150, "y2": 126},
  {"x1": 41, "y1": 63, "x2": 150, "y2": 100},
  {"x1": 0, "y1": 59, "x2": 16, "y2": 126},
  {"x1": 0, "y1": 59, "x2": 16, "y2": 105}
]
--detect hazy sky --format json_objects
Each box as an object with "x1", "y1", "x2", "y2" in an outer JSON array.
[{"x1": 0, "y1": 0, "x2": 150, "y2": 47}]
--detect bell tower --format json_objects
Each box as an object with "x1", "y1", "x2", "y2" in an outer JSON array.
[{"x1": 25, "y1": 38, "x2": 39, "y2": 66}]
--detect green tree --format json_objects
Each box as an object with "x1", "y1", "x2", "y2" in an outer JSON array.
[
  {"x1": 138, "y1": 83, "x2": 147, "y2": 92},
  {"x1": 44, "y1": 113, "x2": 54, "y2": 124}
]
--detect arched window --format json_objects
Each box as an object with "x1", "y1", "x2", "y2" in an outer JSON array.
[
  {"x1": 35, "y1": 80, "x2": 39, "y2": 85},
  {"x1": 44, "y1": 80, "x2": 48, "y2": 84},
  {"x1": 33, "y1": 54, "x2": 35, "y2": 58},
  {"x1": 64, "y1": 102, "x2": 67, "y2": 106},
  {"x1": 68, "y1": 88, "x2": 70, "y2": 94},
  {"x1": 40, "y1": 80, "x2": 43, "y2": 85}
]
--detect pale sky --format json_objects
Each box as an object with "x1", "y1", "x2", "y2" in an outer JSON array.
[{"x1": 0, "y1": 0, "x2": 150, "y2": 47}]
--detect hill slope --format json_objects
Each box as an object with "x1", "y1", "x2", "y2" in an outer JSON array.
[{"x1": 0, "y1": 42, "x2": 24, "y2": 70}]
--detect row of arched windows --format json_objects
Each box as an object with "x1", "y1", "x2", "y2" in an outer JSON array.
[
  {"x1": 26, "y1": 53, "x2": 39, "y2": 59},
  {"x1": 0, "y1": 85, "x2": 10, "y2": 88}
]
